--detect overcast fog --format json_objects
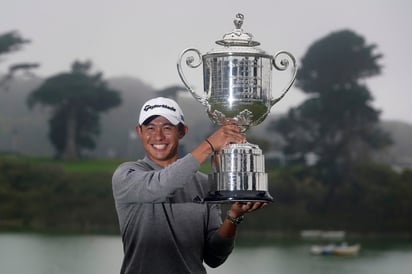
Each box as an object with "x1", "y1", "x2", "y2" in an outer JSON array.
[{"x1": 1, "y1": 0, "x2": 411, "y2": 123}]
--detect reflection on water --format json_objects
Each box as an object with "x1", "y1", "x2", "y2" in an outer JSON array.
[
  {"x1": 0, "y1": 233, "x2": 122, "y2": 274},
  {"x1": 0, "y1": 233, "x2": 411, "y2": 274},
  {"x1": 207, "y1": 242, "x2": 412, "y2": 274}
]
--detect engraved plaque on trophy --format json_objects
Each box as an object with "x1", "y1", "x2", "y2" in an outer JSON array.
[{"x1": 177, "y1": 13, "x2": 297, "y2": 202}]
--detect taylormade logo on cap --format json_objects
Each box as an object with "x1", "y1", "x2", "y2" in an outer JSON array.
[
  {"x1": 138, "y1": 97, "x2": 185, "y2": 125},
  {"x1": 143, "y1": 104, "x2": 176, "y2": 112}
]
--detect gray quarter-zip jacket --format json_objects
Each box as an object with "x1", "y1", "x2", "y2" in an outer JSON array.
[{"x1": 112, "y1": 153, "x2": 235, "y2": 274}]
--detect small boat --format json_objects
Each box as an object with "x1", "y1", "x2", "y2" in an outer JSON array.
[{"x1": 311, "y1": 243, "x2": 361, "y2": 256}]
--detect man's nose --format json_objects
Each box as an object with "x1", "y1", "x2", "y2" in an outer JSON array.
[{"x1": 153, "y1": 127, "x2": 165, "y2": 139}]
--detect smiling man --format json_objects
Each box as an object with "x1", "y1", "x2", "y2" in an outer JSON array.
[{"x1": 112, "y1": 97, "x2": 266, "y2": 274}]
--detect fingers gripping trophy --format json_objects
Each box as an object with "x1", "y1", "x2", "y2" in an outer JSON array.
[{"x1": 177, "y1": 13, "x2": 297, "y2": 203}]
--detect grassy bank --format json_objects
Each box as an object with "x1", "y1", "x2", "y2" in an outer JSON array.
[
  {"x1": 0, "y1": 153, "x2": 124, "y2": 173},
  {"x1": 1, "y1": 154, "x2": 412, "y2": 234}
]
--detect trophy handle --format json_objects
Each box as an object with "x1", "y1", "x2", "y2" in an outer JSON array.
[
  {"x1": 270, "y1": 51, "x2": 298, "y2": 106},
  {"x1": 177, "y1": 48, "x2": 208, "y2": 107}
]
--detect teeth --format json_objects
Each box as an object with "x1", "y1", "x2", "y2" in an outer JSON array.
[{"x1": 153, "y1": 144, "x2": 167, "y2": 150}]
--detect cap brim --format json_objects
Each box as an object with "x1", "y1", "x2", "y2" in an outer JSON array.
[{"x1": 140, "y1": 114, "x2": 181, "y2": 125}]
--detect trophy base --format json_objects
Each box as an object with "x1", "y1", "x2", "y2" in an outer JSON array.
[{"x1": 202, "y1": 190, "x2": 274, "y2": 203}]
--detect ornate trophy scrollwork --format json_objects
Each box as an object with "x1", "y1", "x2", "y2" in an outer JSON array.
[{"x1": 177, "y1": 13, "x2": 297, "y2": 202}]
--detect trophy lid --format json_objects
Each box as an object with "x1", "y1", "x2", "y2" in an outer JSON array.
[{"x1": 215, "y1": 13, "x2": 260, "y2": 47}]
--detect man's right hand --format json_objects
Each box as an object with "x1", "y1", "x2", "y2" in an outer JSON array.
[
  {"x1": 206, "y1": 125, "x2": 246, "y2": 152},
  {"x1": 191, "y1": 125, "x2": 246, "y2": 164}
]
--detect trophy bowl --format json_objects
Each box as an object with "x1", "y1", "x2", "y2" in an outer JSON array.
[{"x1": 177, "y1": 13, "x2": 297, "y2": 203}]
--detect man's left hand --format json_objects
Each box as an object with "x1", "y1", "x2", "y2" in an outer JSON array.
[{"x1": 228, "y1": 202, "x2": 267, "y2": 218}]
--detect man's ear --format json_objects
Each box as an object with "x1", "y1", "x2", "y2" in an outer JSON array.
[
  {"x1": 136, "y1": 125, "x2": 142, "y2": 137},
  {"x1": 179, "y1": 125, "x2": 188, "y2": 139}
]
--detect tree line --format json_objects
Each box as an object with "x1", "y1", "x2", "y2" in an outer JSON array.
[{"x1": 0, "y1": 28, "x2": 392, "y2": 166}]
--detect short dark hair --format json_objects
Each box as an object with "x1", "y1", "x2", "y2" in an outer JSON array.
[
  {"x1": 177, "y1": 123, "x2": 185, "y2": 133},
  {"x1": 142, "y1": 115, "x2": 159, "y2": 125},
  {"x1": 141, "y1": 115, "x2": 185, "y2": 134}
]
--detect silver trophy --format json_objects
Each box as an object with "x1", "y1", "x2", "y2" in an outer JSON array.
[{"x1": 177, "y1": 13, "x2": 297, "y2": 202}]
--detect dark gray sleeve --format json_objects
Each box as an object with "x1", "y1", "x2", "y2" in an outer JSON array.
[
  {"x1": 203, "y1": 204, "x2": 235, "y2": 268},
  {"x1": 112, "y1": 154, "x2": 200, "y2": 203}
]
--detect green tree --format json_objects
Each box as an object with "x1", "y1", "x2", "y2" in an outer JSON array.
[
  {"x1": 270, "y1": 30, "x2": 392, "y2": 206},
  {"x1": 27, "y1": 60, "x2": 122, "y2": 160},
  {"x1": 0, "y1": 31, "x2": 39, "y2": 88}
]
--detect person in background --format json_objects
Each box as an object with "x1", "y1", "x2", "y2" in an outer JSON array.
[{"x1": 112, "y1": 97, "x2": 267, "y2": 274}]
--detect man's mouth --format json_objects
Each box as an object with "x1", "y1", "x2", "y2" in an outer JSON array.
[{"x1": 152, "y1": 144, "x2": 167, "y2": 150}]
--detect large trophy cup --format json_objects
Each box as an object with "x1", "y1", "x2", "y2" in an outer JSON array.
[{"x1": 177, "y1": 13, "x2": 297, "y2": 202}]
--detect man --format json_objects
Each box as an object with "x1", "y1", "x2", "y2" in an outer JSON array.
[{"x1": 112, "y1": 97, "x2": 266, "y2": 274}]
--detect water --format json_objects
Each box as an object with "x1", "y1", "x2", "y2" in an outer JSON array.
[{"x1": 0, "y1": 233, "x2": 411, "y2": 274}]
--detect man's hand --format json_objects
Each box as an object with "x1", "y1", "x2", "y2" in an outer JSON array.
[
  {"x1": 228, "y1": 202, "x2": 267, "y2": 218},
  {"x1": 192, "y1": 125, "x2": 246, "y2": 164},
  {"x1": 206, "y1": 125, "x2": 246, "y2": 152},
  {"x1": 218, "y1": 202, "x2": 268, "y2": 238}
]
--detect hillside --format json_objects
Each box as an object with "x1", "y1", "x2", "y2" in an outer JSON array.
[
  {"x1": 378, "y1": 120, "x2": 412, "y2": 169},
  {"x1": 0, "y1": 77, "x2": 51, "y2": 156}
]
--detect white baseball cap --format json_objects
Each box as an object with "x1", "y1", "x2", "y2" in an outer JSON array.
[{"x1": 138, "y1": 97, "x2": 185, "y2": 125}]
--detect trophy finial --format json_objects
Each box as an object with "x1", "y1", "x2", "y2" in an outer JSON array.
[
  {"x1": 216, "y1": 13, "x2": 259, "y2": 47},
  {"x1": 234, "y1": 13, "x2": 244, "y2": 29}
]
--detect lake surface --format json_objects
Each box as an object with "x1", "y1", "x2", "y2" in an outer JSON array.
[{"x1": 0, "y1": 233, "x2": 411, "y2": 274}]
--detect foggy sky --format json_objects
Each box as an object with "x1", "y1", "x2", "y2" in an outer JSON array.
[{"x1": 1, "y1": 0, "x2": 411, "y2": 123}]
